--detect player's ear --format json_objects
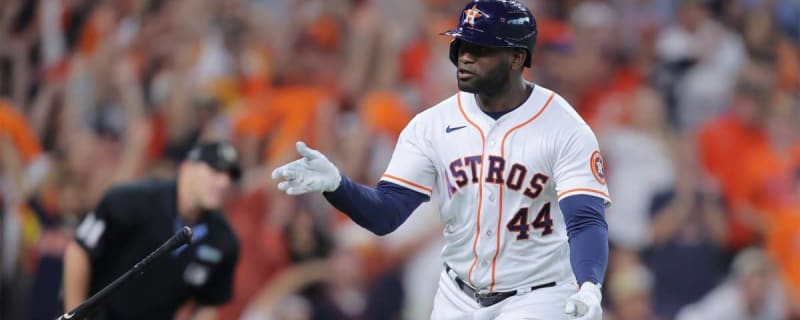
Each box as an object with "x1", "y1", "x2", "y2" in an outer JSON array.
[{"x1": 511, "y1": 48, "x2": 526, "y2": 70}]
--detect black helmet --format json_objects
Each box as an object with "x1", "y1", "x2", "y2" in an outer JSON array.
[{"x1": 441, "y1": 0, "x2": 538, "y2": 67}]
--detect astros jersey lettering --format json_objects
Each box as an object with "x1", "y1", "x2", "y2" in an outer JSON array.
[{"x1": 381, "y1": 85, "x2": 611, "y2": 293}]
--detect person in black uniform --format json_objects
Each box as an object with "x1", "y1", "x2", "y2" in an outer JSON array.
[{"x1": 62, "y1": 141, "x2": 241, "y2": 320}]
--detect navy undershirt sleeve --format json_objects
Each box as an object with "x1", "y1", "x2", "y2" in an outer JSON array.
[
  {"x1": 323, "y1": 175, "x2": 429, "y2": 235},
  {"x1": 559, "y1": 194, "x2": 609, "y2": 285}
]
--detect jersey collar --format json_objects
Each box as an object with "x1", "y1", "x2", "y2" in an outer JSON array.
[{"x1": 458, "y1": 83, "x2": 550, "y2": 130}]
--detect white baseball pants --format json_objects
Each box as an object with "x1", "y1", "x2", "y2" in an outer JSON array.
[{"x1": 430, "y1": 270, "x2": 576, "y2": 320}]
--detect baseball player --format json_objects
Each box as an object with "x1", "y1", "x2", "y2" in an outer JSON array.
[{"x1": 272, "y1": 1, "x2": 610, "y2": 319}]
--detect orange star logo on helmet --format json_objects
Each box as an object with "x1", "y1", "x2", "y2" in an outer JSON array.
[{"x1": 463, "y1": 4, "x2": 487, "y2": 27}]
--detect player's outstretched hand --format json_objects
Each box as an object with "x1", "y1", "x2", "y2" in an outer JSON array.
[
  {"x1": 565, "y1": 282, "x2": 602, "y2": 320},
  {"x1": 271, "y1": 141, "x2": 342, "y2": 195}
]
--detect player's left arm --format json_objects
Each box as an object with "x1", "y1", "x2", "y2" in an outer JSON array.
[
  {"x1": 559, "y1": 195, "x2": 608, "y2": 286},
  {"x1": 560, "y1": 195, "x2": 607, "y2": 320},
  {"x1": 558, "y1": 194, "x2": 608, "y2": 320},
  {"x1": 552, "y1": 124, "x2": 611, "y2": 319}
]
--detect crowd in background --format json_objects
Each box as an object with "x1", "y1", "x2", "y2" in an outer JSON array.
[{"x1": 0, "y1": 0, "x2": 798, "y2": 319}]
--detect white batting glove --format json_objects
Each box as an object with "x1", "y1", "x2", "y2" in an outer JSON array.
[
  {"x1": 565, "y1": 282, "x2": 603, "y2": 320},
  {"x1": 271, "y1": 141, "x2": 342, "y2": 195}
]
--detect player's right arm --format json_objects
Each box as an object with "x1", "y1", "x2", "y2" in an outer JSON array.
[{"x1": 272, "y1": 115, "x2": 436, "y2": 235}]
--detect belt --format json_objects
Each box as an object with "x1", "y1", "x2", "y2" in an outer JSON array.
[{"x1": 444, "y1": 264, "x2": 556, "y2": 307}]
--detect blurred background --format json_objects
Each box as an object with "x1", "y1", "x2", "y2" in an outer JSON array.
[{"x1": 0, "y1": 0, "x2": 798, "y2": 319}]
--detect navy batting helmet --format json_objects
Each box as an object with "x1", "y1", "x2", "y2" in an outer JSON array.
[{"x1": 441, "y1": 0, "x2": 538, "y2": 67}]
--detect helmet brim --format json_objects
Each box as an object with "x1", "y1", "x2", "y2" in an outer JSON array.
[
  {"x1": 440, "y1": 27, "x2": 519, "y2": 48},
  {"x1": 442, "y1": 28, "x2": 533, "y2": 67}
]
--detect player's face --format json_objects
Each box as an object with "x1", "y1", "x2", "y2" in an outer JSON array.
[
  {"x1": 456, "y1": 41, "x2": 514, "y2": 95},
  {"x1": 193, "y1": 163, "x2": 232, "y2": 210}
]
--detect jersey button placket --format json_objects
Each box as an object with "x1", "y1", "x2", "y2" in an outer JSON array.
[
  {"x1": 482, "y1": 127, "x2": 502, "y2": 288},
  {"x1": 475, "y1": 125, "x2": 500, "y2": 287}
]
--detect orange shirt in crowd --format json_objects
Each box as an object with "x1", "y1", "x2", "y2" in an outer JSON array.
[
  {"x1": 359, "y1": 91, "x2": 413, "y2": 139},
  {"x1": 577, "y1": 65, "x2": 643, "y2": 127},
  {"x1": 734, "y1": 140, "x2": 800, "y2": 302},
  {"x1": 400, "y1": 38, "x2": 430, "y2": 85},
  {"x1": 767, "y1": 205, "x2": 800, "y2": 302},
  {"x1": 233, "y1": 85, "x2": 332, "y2": 166},
  {"x1": 264, "y1": 86, "x2": 331, "y2": 165},
  {"x1": 232, "y1": 89, "x2": 277, "y2": 143},
  {"x1": 0, "y1": 100, "x2": 43, "y2": 163},
  {"x1": 696, "y1": 115, "x2": 766, "y2": 249},
  {"x1": 536, "y1": 19, "x2": 572, "y2": 49},
  {"x1": 727, "y1": 140, "x2": 800, "y2": 246}
]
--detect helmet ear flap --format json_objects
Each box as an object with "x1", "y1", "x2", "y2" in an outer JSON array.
[
  {"x1": 524, "y1": 41, "x2": 536, "y2": 67},
  {"x1": 449, "y1": 39, "x2": 462, "y2": 66},
  {"x1": 523, "y1": 49, "x2": 532, "y2": 67}
]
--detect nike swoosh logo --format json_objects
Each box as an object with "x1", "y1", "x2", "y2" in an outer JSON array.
[{"x1": 446, "y1": 125, "x2": 467, "y2": 133}]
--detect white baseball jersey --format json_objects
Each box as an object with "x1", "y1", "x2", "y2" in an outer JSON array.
[{"x1": 381, "y1": 84, "x2": 611, "y2": 293}]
